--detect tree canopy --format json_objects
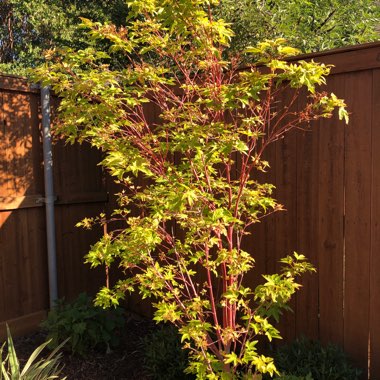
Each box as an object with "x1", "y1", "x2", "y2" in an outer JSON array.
[
  {"x1": 0, "y1": 0, "x2": 129, "y2": 75},
  {"x1": 0, "y1": 0, "x2": 379, "y2": 75},
  {"x1": 216, "y1": 0, "x2": 380, "y2": 55}
]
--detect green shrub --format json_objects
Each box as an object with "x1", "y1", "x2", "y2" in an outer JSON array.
[
  {"x1": 272, "y1": 337, "x2": 361, "y2": 380},
  {"x1": 140, "y1": 324, "x2": 194, "y2": 380},
  {"x1": 41, "y1": 293, "x2": 125, "y2": 357},
  {"x1": 0, "y1": 325, "x2": 66, "y2": 380}
]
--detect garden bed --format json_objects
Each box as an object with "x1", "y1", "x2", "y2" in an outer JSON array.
[{"x1": 13, "y1": 313, "x2": 153, "y2": 380}]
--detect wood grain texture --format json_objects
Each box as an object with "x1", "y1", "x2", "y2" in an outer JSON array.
[
  {"x1": 0, "y1": 88, "x2": 47, "y2": 324},
  {"x1": 0, "y1": 82, "x2": 107, "y2": 332},
  {"x1": 272, "y1": 99, "x2": 298, "y2": 343},
  {"x1": 343, "y1": 70, "x2": 372, "y2": 376},
  {"x1": 295, "y1": 102, "x2": 320, "y2": 340},
  {"x1": 369, "y1": 69, "x2": 380, "y2": 379},
  {"x1": 289, "y1": 42, "x2": 380, "y2": 75},
  {"x1": 317, "y1": 74, "x2": 345, "y2": 346},
  {"x1": 0, "y1": 194, "x2": 44, "y2": 210},
  {"x1": 0, "y1": 75, "x2": 39, "y2": 93},
  {"x1": 0, "y1": 310, "x2": 47, "y2": 341}
]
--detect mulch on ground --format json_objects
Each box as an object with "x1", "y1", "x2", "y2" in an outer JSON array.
[{"x1": 13, "y1": 313, "x2": 155, "y2": 380}]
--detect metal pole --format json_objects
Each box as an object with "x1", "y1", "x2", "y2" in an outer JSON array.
[{"x1": 41, "y1": 86, "x2": 58, "y2": 308}]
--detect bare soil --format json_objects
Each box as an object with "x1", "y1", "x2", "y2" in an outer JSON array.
[{"x1": 13, "y1": 313, "x2": 155, "y2": 380}]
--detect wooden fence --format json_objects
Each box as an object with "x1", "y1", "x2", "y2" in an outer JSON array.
[
  {"x1": 245, "y1": 42, "x2": 380, "y2": 378},
  {"x1": 0, "y1": 75, "x2": 107, "y2": 337},
  {"x1": 1, "y1": 41, "x2": 380, "y2": 377}
]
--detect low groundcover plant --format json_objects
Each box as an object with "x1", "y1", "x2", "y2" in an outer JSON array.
[
  {"x1": 272, "y1": 337, "x2": 361, "y2": 380},
  {"x1": 32, "y1": 0, "x2": 348, "y2": 378},
  {"x1": 41, "y1": 293, "x2": 125, "y2": 357},
  {"x1": 140, "y1": 324, "x2": 193, "y2": 380}
]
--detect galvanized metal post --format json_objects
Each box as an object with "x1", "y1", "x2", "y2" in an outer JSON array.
[{"x1": 41, "y1": 86, "x2": 58, "y2": 308}]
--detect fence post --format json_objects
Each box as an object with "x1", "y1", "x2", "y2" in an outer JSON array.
[{"x1": 41, "y1": 86, "x2": 58, "y2": 308}]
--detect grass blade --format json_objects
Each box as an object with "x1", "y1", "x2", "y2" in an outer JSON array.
[
  {"x1": 5, "y1": 325, "x2": 19, "y2": 378},
  {"x1": 20, "y1": 340, "x2": 50, "y2": 376}
]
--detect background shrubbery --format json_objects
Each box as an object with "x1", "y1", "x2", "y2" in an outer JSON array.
[
  {"x1": 272, "y1": 337, "x2": 361, "y2": 380},
  {"x1": 139, "y1": 324, "x2": 361, "y2": 380},
  {"x1": 140, "y1": 324, "x2": 194, "y2": 380},
  {"x1": 41, "y1": 293, "x2": 125, "y2": 357}
]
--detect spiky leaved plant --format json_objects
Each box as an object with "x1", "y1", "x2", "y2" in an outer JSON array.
[{"x1": 0, "y1": 325, "x2": 66, "y2": 380}]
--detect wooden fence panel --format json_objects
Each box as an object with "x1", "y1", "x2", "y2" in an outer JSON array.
[
  {"x1": 370, "y1": 68, "x2": 380, "y2": 379},
  {"x1": 294, "y1": 120, "x2": 320, "y2": 340},
  {"x1": 242, "y1": 143, "x2": 276, "y2": 307},
  {"x1": 0, "y1": 86, "x2": 48, "y2": 332},
  {"x1": 0, "y1": 79, "x2": 108, "y2": 338},
  {"x1": 316, "y1": 74, "x2": 345, "y2": 347},
  {"x1": 343, "y1": 70, "x2": 372, "y2": 375},
  {"x1": 245, "y1": 47, "x2": 380, "y2": 377},
  {"x1": 53, "y1": 139, "x2": 108, "y2": 301},
  {"x1": 2, "y1": 43, "x2": 380, "y2": 377},
  {"x1": 273, "y1": 134, "x2": 299, "y2": 342}
]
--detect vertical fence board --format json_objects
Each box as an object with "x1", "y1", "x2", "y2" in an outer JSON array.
[
  {"x1": 1, "y1": 210, "x2": 21, "y2": 319},
  {"x1": 2, "y1": 92, "x2": 34, "y2": 196},
  {"x1": 245, "y1": 143, "x2": 275, "y2": 294},
  {"x1": 343, "y1": 70, "x2": 372, "y2": 375},
  {"x1": 55, "y1": 204, "x2": 105, "y2": 300},
  {"x1": 25, "y1": 208, "x2": 48, "y2": 312},
  {"x1": 317, "y1": 74, "x2": 345, "y2": 346},
  {"x1": 272, "y1": 126, "x2": 298, "y2": 343},
  {"x1": 370, "y1": 68, "x2": 380, "y2": 379},
  {"x1": 295, "y1": 121, "x2": 320, "y2": 340},
  {"x1": 261, "y1": 142, "x2": 277, "y2": 279}
]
